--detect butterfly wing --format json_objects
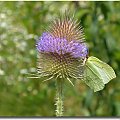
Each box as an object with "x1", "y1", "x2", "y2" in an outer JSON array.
[
  {"x1": 88, "y1": 56, "x2": 116, "y2": 84},
  {"x1": 83, "y1": 56, "x2": 116, "y2": 92}
]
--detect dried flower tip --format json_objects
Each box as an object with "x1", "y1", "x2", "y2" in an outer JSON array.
[{"x1": 48, "y1": 14, "x2": 85, "y2": 42}]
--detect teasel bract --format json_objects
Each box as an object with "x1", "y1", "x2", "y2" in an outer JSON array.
[{"x1": 36, "y1": 13, "x2": 88, "y2": 116}]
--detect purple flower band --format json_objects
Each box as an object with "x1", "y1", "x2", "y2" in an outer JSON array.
[{"x1": 37, "y1": 32, "x2": 88, "y2": 58}]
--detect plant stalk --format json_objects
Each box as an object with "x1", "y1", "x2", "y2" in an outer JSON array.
[{"x1": 55, "y1": 78, "x2": 64, "y2": 116}]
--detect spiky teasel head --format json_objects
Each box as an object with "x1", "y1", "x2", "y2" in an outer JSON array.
[{"x1": 36, "y1": 13, "x2": 88, "y2": 83}]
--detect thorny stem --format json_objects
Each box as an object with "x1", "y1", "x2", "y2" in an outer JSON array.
[{"x1": 55, "y1": 78, "x2": 64, "y2": 116}]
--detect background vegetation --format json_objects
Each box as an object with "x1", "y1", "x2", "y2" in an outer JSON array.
[{"x1": 0, "y1": 1, "x2": 120, "y2": 117}]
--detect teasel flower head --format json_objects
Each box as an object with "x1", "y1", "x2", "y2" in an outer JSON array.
[{"x1": 36, "y1": 14, "x2": 88, "y2": 83}]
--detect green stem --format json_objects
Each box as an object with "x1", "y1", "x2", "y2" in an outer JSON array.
[{"x1": 55, "y1": 78, "x2": 64, "y2": 116}]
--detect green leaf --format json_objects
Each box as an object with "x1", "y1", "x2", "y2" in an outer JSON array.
[{"x1": 83, "y1": 56, "x2": 116, "y2": 92}]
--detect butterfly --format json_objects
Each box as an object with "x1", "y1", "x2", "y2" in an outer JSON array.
[{"x1": 83, "y1": 56, "x2": 116, "y2": 92}]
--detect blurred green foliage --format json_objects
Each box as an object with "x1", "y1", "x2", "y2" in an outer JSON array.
[{"x1": 0, "y1": 1, "x2": 120, "y2": 117}]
